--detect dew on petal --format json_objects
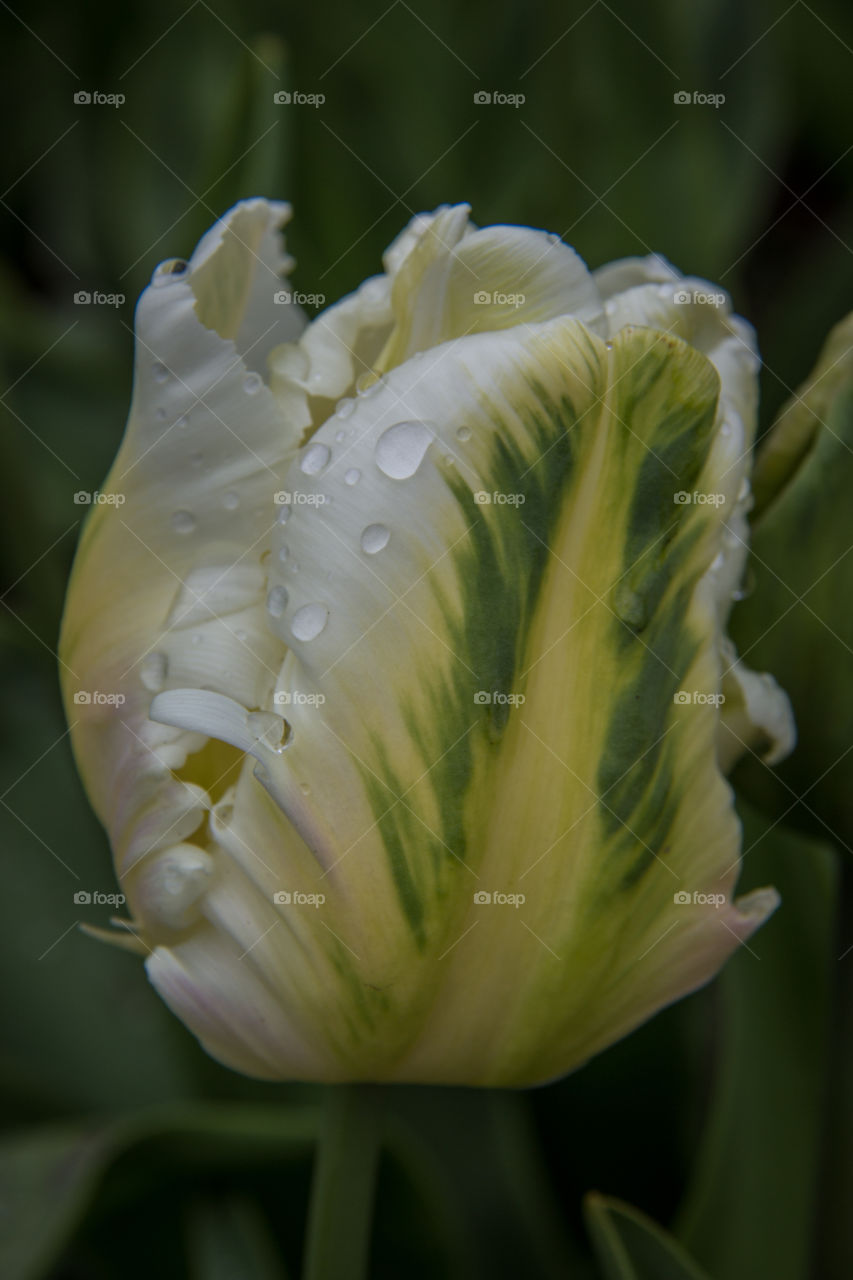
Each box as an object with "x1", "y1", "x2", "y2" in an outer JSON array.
[
  {"x1": 344, "y1": 468, "x2": 361, "y2": 486},
  {"x1": 140, "y1": 651, "x2": 168, "y2": 692},
  {"x1": 267, "y1": 585, "x2": 289, "y2": 618},
  {"x1": 361, "y1": 523, "x2": 390, "y2": 554},
  {"x1": 375, "y1": 421, "x2": 433, "y2": 480},
  {"x1": 155, "y1": 407, "x2": 167, "y2": 422},
  {"x1": 336, "y1": 397, "x2": 356, "y2": 419},
  {"x1": 300, "y1": 442, "x2": 331, "y2": 476},
  {"x1": 176, "y1": 414, "x2": 189, "y2": 428},
  {"x1": 243, "y1": 372, "x2": 263, "y2": 396},
  {"x1": 277, "y1": 503, "x2": 291, "y2": 524},
  {"x1": 278, "y1": 544, "x2": 289, "y2": 563},
  {"x1": 223, "y1": 490, "x2": 240, "y2": 511},
  {"x1": 291, "y1": 603, "x2": 328, "y2": 642},
  {"x1": 456, "y1": 426, "x2": 472, "y2": 442},
  {"x1": 171, "y1": 510, "x2": 197, "y2": 535},
  {"x1": 247, "y1": 710, "x2": 291, "y2": 751},
  {"x1": 152, "y1": 362, "x2": 170, "y2": 383}
]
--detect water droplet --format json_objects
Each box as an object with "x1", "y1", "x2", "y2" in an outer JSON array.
[
  {"x1": 299, "y1": 781, "x2": 311, "y2": 795},
  {"x1": 720, "y1": 423, "x2": 732, "y2": 437},
  {"x1": 336, "y1": 397, "x2": 356, "y2": 419},
  {"x1": 710, "y1": 551, "x2": 725, "y2": 573},
  {"x1": 375, "y1": 421, "x2": 433, "y2": 480},
  {"x1": 300, "y1": 442, "x2": 331, "y2": 476},
  {"x1": 291, "y1": 603, "x2": 328, "y2": 642},
  {"x1": 361, "y1": 523, "x2": 390, "y2": 554},
  {"x1": 335, "y1": 429, "x2": 347, "y2": 443},
  {"x1": 171, "y1": 510, "x2": 196, "y2": 535},
  {"x1": 223, "y1": 490, "x2": 240, "y2": 511},
  {"x1": 457, "y1": 426, "x2": 471, "y2": 442},
  {"x1": 266, "y1": 585, "x2": 289, "y2": 618},
  {"x1": 152, "y1": 362, "x2": 169, "y2": 383},
  {"x1": 191, "y1": 633, "x2": 203, "y2": 646},
  {"x1": 737, "y1": 477, "x2": 751, "y2": 502},
  {"x1": 247, "y1": 710, "x2": 291, "y2": 751},
  {"x1": 243, "y1": 372, "x2": 263, "y2": 396},
  {"x1": 277, "y1": 504, "x2": 291, "y2": 524},
  {"x1": 155, "y1": 407, "x2": 167, "y2": 422},
  {"x1": 151, "y1": 259, "x2": 188, "y2": 287},
  {"x1": 612, "y1": 583, "x2": 648, "y2": 631},
  {"x1": 356, "y1": 372, "x2": 384, "y2": 397},
  {"x1": 176, "y1": 414, "x2": 189, "y2": 429},
  {"x1": 140, "y1": 651, "x2": 168, "y2": 691},
  {"x1": 278, "y1": 544, "x2": 289, "y2": 563},
  {"x1": 344, "y1": 468, "x2": 361, "y2": 486}
]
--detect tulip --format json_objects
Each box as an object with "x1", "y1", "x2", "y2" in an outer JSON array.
[{"x1": 60, "y1": 199, "x2": 793, "y2": 1086}]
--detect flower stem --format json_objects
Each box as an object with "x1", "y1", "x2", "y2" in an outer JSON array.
[{"x1": 302, "y1": 1084, "x2": 382, "y2": 1280}]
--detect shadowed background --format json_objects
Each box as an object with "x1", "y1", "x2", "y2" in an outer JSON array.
[{"x1": 1, "y1": 1, "x2": 851, "y2": 1277}]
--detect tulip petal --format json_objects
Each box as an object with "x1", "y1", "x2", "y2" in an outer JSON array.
[
  {"x1": 60, "y1": 199, "x2": 308, "y2": 901},
  {"x1": 150, "y1": 314, "x2": 772, "y2": 1082}
]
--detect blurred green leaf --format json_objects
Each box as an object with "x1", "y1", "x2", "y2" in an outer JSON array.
[
  {"x1": 583, "y1": 1193, "x2": 710, "y2": 1280},
  {"x1": 676, "y1": 801, "x2": 838, "y2": 1280},
  {"x1": 0, "y1": 1103, "x2": 318, "y2": 1280},
  {"x1": 187, "y1": 1194, "x2": 290, "y2": 1280}
]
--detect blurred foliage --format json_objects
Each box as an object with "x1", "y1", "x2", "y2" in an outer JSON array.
[{"x1": 0, "y1": 0, "x2": 851, "y2": 1276}]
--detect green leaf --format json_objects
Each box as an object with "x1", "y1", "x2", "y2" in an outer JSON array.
[
  {"x1": 731, "y1": 311, "x2": 853, "y2": 849},
  {"x1": 0, "y1": 1104, "x2": 318, "y2": 1280},
  {"x1": 187, "y1": 1195, "x2": 290, "y2": 1280},
  {"x1": 584, "y1": 1193, "x2": 711, "y2": 1280},
  {"x1": 675, "y1": 802, "x2": 838, "y2": 1280}
]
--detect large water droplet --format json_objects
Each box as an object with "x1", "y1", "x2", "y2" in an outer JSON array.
[
  {"x1": 291, "y1": 603, "x2": 328, "y2": 642},
  {"x1": 171, "y1": 510, "x2": 196, "y2": 535},
  {"x1": 267, "y1": 585, "x2": 289, "y2": 618},
  {"x1": 140, "y1": 651, "x2": 168, "y2": 692},
  {"x1": 223, "y1": 490, "x2": 240, "y2": 510},
  {"x1": 300, "y1": 442, "x2": 331, "y2": 476},
  {"x1": 344, "y1": 468, "x2": 361, "y2": 486},
  {"x1": 247, "y1": 710, "x2": 291, "y2": 751},
  {"x1": 375, "y1": 421, "x2": 433, "y2": 480},
  {"x1": 361, "y1": 523, "x2": 390, "y2": 554},
  {"x1": 152, "y1": 362, "x2": 169, "y2": 383}
]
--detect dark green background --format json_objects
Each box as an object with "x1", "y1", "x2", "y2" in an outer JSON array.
[{"x1": 1, "y1": 1, "x2": 851, "y2": 1277}]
